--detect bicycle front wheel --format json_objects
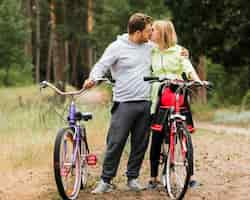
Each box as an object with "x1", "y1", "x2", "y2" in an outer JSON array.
[
  {"x1": 81, "y1": 139, "x2": 88, "y2": 189},
  {"x1": 164, "y1": 124, "x2": 192, "y2": 200},
  {"x1": 54, "y1": 128, "x2": 81, "y2": 200}
]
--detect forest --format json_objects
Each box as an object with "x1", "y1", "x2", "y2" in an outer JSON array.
[
  {"x1": 1, "y1": 1, "x2": 250, "y2": 199},
  {"x1": 0, "y1": 0, "x2": 249, "y2": 106}
]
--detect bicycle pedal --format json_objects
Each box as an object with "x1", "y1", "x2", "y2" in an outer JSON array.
[{"x1": 86, "y1": 154, "x2": 97, "y2": 166}]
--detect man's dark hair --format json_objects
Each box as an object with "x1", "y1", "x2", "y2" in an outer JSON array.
[{"x1": 127, "y1": 13, "x2": 152, "y2": 34}]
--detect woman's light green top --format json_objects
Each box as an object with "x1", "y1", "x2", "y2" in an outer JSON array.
[{"x1": 151, "y1": 44, "x2": 195, "y2": 113}]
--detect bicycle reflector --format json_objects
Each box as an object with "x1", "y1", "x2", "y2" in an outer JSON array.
[
  {"x1": 151, "y1": 124, "x2": 163, "y2": 132},
  {"x1": 86, "y1": 154, "x2": 97, "y2": 166}
]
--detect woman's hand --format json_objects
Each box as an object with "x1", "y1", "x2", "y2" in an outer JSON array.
[{"x1": 181, "y1": 47, "x2": 189, "y2": 58}]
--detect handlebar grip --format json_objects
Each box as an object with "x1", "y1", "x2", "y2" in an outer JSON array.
[
  {"x1": 202, "y1": 81, "x2": 212, "y2": 86},
  {"x1": 204, "y1": 81, "x2": 213, "y2": 89},
  {"x1": 143, "y1": 76, "x2": 159, "y2": 81},
  {"x1": 39, "y1": 81, "x2": 48, "y2": 89}
]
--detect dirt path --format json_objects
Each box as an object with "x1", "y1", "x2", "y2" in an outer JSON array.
[
  {"x1": 1, "y1": 122, "x2": 250, "y2": 200},
  {"x1": 79, "y1": 123, "x2": 250, "y2": 200}
]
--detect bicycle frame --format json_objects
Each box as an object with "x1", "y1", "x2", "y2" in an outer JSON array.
[
  {"x1": 69, "y1": 101, "x2": 80, "y2": 165},
  {"x1": 67, "y1": 100, "x2": 89, "y2": 166},
  {"x1": 166, "y1": 86, "x2": 188, "y2": 164}
]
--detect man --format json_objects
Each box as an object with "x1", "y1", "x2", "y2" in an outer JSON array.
[{"x1": 83, "y1": 13, "x2": 153, "y2": 193}]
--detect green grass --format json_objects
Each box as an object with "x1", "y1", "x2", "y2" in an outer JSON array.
[
  {"x1": 192, "y1": 103, "x2": 216, "y2": 121},
  {"x1": 0, "y1": 84, "x2": 111, "y2": 171},
  {"x1": 2, "y1": 84, "x2": 249, "y2": 172},
  {"x1": 192, "y1": 102, "x2": 250, "y2": 127},
  {"x1": 3, "y1": 84, "x2": 250, "y2": 199},
  {"x1": 213, "y1": 109, "x2": 250, "y2": 126}
]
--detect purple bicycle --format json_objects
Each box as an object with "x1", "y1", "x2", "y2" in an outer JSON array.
[{"x1": 40, "y1": 81, "x2": 96, "y2": 200}]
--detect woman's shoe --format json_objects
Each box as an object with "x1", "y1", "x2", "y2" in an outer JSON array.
[
  {"x1": 147, "y1": 180, "x2": 158, "y2": 190},
  {"x1": 189, "y1": 179, "x2": 200, "y2": 189}
]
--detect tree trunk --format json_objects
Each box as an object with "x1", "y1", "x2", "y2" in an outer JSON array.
[
  {"x1": 196, "y1": 55, "x2": 207, "y2": 104},
  {"x1": 51, "y1": 0, "x2": 66, "y2": 87},
  {"x1": 22, "y1": 0, "x2": 33, "y2": 58},
  {"x1": 50, "y1": 1, "x2": 56, "y2": 82},
  {"x1": 3, "y1": 65, "x2": 10, "y2": 86},
  {"x1": 65, "y1": 40, "x2": 69, "y2": 82},
  {"x1": 86, "y1": 0, "x2": 93, "y2": 68},
  {"x1": 35, "y1": 0, "x2": 40, "y2": 83},
  {"x1": 71, "y1": 39, "x2": 80, "y2": 86},
  {"x1": 46, "y1": 30, "x2": 53, "y2": 81},
  {"x1": 51, "y1": 0, "x2": 66, "y2": 102},
  {"x1": 81, "y1": 0, "x2": 93, "y2": 83}
]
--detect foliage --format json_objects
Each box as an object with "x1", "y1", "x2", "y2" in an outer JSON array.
[
  {"x1": 165, "y1": 0, "x2": 250, "y2": 104},
  {"x1": 0, "y1": 64, "x2": 33, "y2": 87},
  {"x1": 0, "y1": 0, "x2": 30, "y2": 85},
  {"x1": 0, "y1": 0, "x2": 249, "y2": 106},
  {"x1": 165, "y1": 0, "x2": 249, "y2": 63},
  {"x1": 241, "y1": 90, "x2": 250, "y2": 111},
  {"x1": 91, "y1": 0, "x2": 170, "y2": 56},
  {"x1": 0, "y1": 84, "x2": 110, "y2": 170}
]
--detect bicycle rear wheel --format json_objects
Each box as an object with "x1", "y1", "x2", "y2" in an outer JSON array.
[
  {"x1": 54, "y1": 128, "x2": 81, "y2": 200},
  {"x1": 163, "y1": 123, "x2": 192, "y2": 200}
]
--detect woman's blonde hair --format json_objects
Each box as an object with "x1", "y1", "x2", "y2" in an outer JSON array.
[{"x1": 153, "y1": 20, "x2": 178, "y2": 49}]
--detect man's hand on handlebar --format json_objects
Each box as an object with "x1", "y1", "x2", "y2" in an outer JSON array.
[{"x1": 83, "y1": 78, "x2": 96, "y2": 89}]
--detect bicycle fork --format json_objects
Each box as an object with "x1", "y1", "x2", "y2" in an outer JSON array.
[
  {"x1": 60, "y1": 133, "x2": 79, "y2": 178},
  {"x1": 169, "y1": 122, "x2": 175, "y2": 164},
  {"x1": 169, "y1": 122, "x2": 188, "y2": 164}
]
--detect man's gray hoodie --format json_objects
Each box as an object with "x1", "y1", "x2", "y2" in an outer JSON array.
[{"x1": 89, "y1": 34, "x2": 153, "y2": 102}]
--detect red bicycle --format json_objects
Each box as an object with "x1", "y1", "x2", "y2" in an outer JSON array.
[{"x1": 144, "y1": 76, "x2": 211, "y2": 200}]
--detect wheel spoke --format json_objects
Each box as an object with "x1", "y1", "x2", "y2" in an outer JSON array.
[
  {"x1": 174, "y1": 161, "x2": 185, "y2": 166},
  {"x1": 81, "y1": 142, "x2": 89, "y2": 187},
  {"x1": 54, "y1": 128, "x2": 82, "y2": 199},
  {"x1": 164, "y1": 126, "x2": 192, "y2": 199},
  {"x1": 174, "y1": 171, "x2": 184, "y2": 188}
]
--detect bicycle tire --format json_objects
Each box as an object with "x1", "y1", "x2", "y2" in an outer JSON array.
[
  {"x1": 80, "y1": 138, "x2": 88, "y2": 189},
  {"x1": 182, "y1": 125, "x2": 194, "y2": 177},
  {"x1": 54, "y1": 128, "x2": 81, "y2": 200},
  {"x1": 163, "y1": 122, "x2": 192, "y2": 200}
]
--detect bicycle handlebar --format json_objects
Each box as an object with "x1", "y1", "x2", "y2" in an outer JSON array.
[
  {"x1": 143, "y1": 76, "x2": 212, "y2": 88},
  {"x1": 40, "y1": 81, "x2": 86, "y2": 96},
  {"x1": 143, "y1": 76, "x2": 160, "y2": 81},
  {"x1": 95, "y1": 78, "x2": 115, "y2": 85}
]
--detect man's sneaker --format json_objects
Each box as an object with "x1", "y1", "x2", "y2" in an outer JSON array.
[
  {"x1": 91, "y1": 179, "x2": 114, "y2": 194},
  {"x1": 127, "y1": 179, "x2": 145, "y2": 191}
]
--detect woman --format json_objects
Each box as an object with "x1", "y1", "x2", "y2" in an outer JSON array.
[{"x1": 148, "y1": 20, "x2": 201, "y2": 189}]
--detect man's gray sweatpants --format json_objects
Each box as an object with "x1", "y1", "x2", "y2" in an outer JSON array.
[{"x1": 101, "y1": 101, "x2": 151, "y2": 182}]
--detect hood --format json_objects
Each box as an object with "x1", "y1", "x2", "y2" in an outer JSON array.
[{"x1": 117, "y1": 33, "x2": 144, "y2": 47}]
